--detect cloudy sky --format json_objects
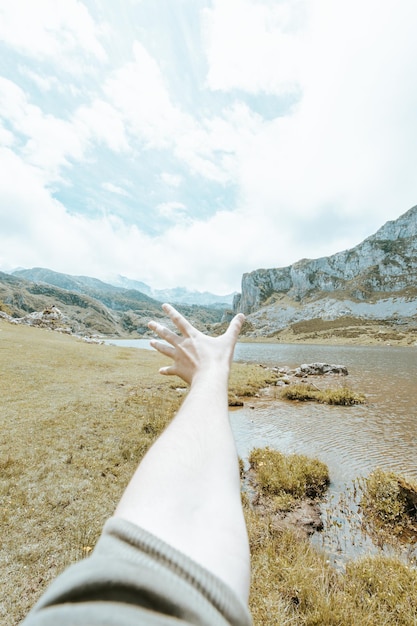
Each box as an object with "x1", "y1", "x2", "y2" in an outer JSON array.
[{"x1": 1, "y1": 0, "x2": 417, "y2": 294}]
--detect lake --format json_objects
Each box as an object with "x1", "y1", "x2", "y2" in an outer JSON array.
[{"x1": 108, "y1": 338, "x2": 417, "y2": 559}]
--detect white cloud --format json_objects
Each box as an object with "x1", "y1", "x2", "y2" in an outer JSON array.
[
  {"x1": 104, "y1": 42, "x2": 183, "y2": 150},
  {"x1": 156, "y1": 201, "x2": 188, "y2": 221},
  {"x1": 161, "y1": 173, "x2": 182, "y2": 188},
  {"x1": 104, "y1": 42, "x2": 263, "y2": 183},
  {"x1": 0, "y1": 77, "x2": 130, "y2": 183},
  {"x1": 2, "y1": 0, "x2": 417, "y2": 295},
  {"x1": 75, "y1": 100, "x2": 130, "y2": 153},
  {"x1": 203, "y1": 0, "x2": 307, "y2": 94},
  {"x1": 0, "y1": 77, "x2": 88, "y2": 181},
  {"x1": 102, "y1": 182, "x2": 130, "y2": 197},
  {"x1": 0, "y1": 0, "x2": 107, "y2": 71},
  {"x1": 210, "y1": 0, "x2": 417, "y2": 238},
  {"x1": 0, "y1": 146, "x2": 246, "y2": 293}
]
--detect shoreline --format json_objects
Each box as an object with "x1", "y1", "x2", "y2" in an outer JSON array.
[{"x1": 238, "y1": 333, "x2": 417, "y2": 348}]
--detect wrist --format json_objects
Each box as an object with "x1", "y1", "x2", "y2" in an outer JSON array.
[{"x1": 190, "y1": 367, "x2": 231, "y2": 390}]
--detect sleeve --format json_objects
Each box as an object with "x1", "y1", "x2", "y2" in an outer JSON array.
[{"x1": 21, "y1": 517, "x2": 252, "y2": 626}]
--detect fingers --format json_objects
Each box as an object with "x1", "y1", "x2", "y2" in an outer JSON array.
[
  {"x1": 149, "y1": 339, "x2": 175, "y2": 359},
  {"x1": 161, "y1": 303, "x2": 194, "y2": 337},
  {"x1": 159, "y1": 365, "x2": 177, "y2": 376},
  {"x1": 148, "y1": 320, "x2": 179, "y2": 345}
]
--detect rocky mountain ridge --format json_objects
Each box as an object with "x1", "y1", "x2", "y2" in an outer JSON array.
[{"x1": 233, "y1": 205, "x2": 417, "y2": 343}]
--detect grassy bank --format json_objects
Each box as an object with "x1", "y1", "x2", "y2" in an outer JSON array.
[
  {"x1": 240, "y1": 316, "x2": 417, "y2": 347},
  {"x1": 1, "y1": 320, "x2": 416, "y2": 624}
]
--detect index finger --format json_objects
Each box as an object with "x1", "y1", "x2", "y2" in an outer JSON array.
[{"x1": 162, "y1": 303, "x2": 194, "y2": 336}]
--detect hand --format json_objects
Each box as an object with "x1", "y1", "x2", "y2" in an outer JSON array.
[{"x1": 148, "y1": 303, "x2": 245, "y2": 384}]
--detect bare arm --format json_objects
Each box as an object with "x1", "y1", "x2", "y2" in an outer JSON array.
[{"x1": 114, "y1": 304, "x2": 250, "y2": 603}]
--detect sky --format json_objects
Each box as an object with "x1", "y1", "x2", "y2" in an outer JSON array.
[{"x1": 1, "y1": 0, "x2": 417, "y2": 295}]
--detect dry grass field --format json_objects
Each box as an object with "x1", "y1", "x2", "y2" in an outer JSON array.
[
  {"x1": 0, "y1": 319, "x2": 276, "y2": 623},
  {"x1": 271, "y1": 316, "x2": 417, "y2": 346},
  {"x1": 2, "y1": 319, "x2": 417, "y2": 625}
]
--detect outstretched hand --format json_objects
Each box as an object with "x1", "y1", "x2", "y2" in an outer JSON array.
[{"x1": 148, "y1": 303, "x2": 245, "y2": 385}]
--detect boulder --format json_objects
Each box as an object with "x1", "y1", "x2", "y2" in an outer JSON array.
[{"x1": 294, "y1": 362, "x2": 348, "y2": 376}]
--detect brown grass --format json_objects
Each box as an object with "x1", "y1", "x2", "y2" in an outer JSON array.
[
  {"x1": 249, "y1": 447, "x2": 330, "y2": 501},
  {"x1": 0, "y1": 320, "x2": 280, "y2": 623},
  {"x1": 0, "y1": 320, "x2": 182, "y2": 622},
  {"x1": 360, "y1": 468, "x2": 417, "y2": 542},
  {"x1": 244, "y1": 457, "x2": 417, "y2": 625},
  {"x1": 280, "y1": 383, "x2": 366, "y2": 405},
  {"x1": 269, "y1": 316, "x2": 417, "y2": 346},
  {"x1": 2, "y1": 319, "x2": 417, "y2": 625}
]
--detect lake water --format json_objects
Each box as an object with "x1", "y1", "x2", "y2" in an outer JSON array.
[
  {"x1": 108, "y1": 339, "x2": 417, "y2": 559},
  {"x1": 108, "y1": 339, "x2": 417, "y2": 485}
]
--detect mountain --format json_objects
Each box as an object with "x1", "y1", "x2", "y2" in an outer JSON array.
[
  {"x1": 0, "y1": 271, "x2": 124, "y2": 335},
  {"x1": 1, "y1": 270, "x2": 224, "y2": 337},
  {"x1": 233, "y1": 205, "x2": 417, "y2": 343},
  {"x1": 111, "y1": 275, "x2": 235, "y2": 307},
  {"x1": 107, "y1": 275, "x2": 153, "y2": 295},
  {"x1": 12, "y1": 267, "x2": 157, "y2": 305}
]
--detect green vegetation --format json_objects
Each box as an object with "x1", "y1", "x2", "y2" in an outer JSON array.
[
  {"x1": 281, "y1": 383, "x2": 366, "y2": 405},
  {"x1": 267, "y1": 312, "x2": 417, "y2": 346}
]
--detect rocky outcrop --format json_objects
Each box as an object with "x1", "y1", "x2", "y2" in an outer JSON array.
[
  {"x1": 235, "y1": 205, "x2": 417, "y2": 315},
  {"x1": 0, "y1": 306, "x2": 103, "y2": 341},
  {"x1": 294, "y1": 363, "x2": 348, "y2": 376}
]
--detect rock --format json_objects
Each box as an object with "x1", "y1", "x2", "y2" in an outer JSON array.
[{"x1": 294, "y1": 362, "x2": 348, "y2": 376}]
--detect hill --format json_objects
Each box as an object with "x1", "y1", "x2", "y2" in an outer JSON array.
[
  {"x1": 233, "y1": 205, "x2": 417, "y2": 345},
  {"x1": 0, "y1": 270, "x2": 224, "y2": 337}
]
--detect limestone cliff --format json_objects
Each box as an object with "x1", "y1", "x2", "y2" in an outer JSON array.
[{"x1": 235, "y1": 205, "x2": 417, "y2": 315}]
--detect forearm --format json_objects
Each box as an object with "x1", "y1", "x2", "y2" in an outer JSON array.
[{"x1": 115, "y1": 370, "x2": 250, "y2": 601}]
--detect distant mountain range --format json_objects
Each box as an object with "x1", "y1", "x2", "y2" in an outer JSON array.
[
  {"x1": 0, "y1": 269, "x2": 228, "y2": 337},
  {"x1": 1, "y1": 205, "x2": 417, "y2": 343},
  {"x1": 110, "y1": 275, "x2": 235, "y2": 307}
]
